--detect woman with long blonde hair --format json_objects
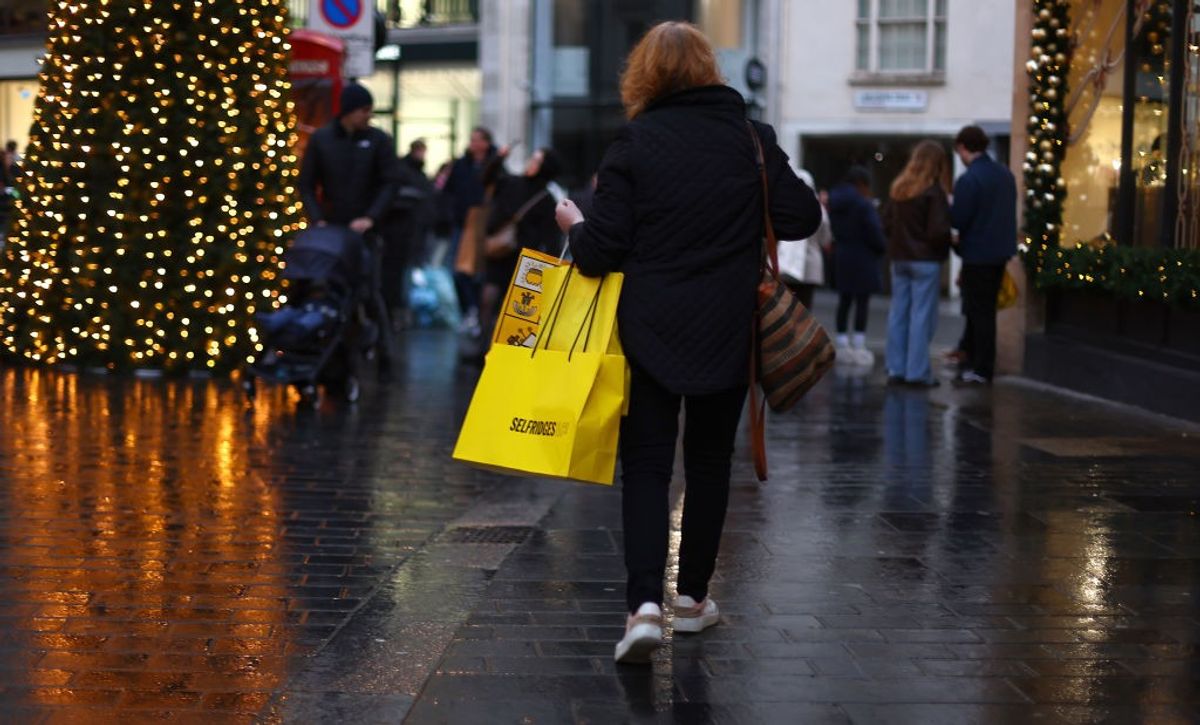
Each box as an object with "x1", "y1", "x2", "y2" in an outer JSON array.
[
  {"x1": 882, "y1": 140, "x2": 953, "y2": 387},
  {"x1": 554, "y1": 21, "x2": 821, "y2": 664}
]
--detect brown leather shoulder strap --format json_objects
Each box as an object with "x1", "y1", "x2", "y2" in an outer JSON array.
[{"x1": 745, "y1": 121, "x2": 772, "y2": 482}]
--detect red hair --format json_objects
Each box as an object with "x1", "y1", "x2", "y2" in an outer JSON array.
[{"x1": 620, "y1": 22, "x2": 723, "y2": 119}]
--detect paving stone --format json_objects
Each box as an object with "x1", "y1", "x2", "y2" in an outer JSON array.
[{"x1": 1, "y1": 324, "x2": 1199, "y2": 721}]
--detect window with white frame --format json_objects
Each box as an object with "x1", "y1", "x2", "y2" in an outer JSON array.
[{"x1": 856, "y1": 0, "x2": 947, "y2": 75}]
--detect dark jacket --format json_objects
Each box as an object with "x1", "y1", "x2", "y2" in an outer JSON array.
[
  {"x1": 390, "y1": 154, "x2": 435, "y2": 221},
  {"x1": 568, "y1": 85, "x2": 821, "y2": 395},
  {"x1": 882, "y1": 184, "x2": 953, "y2": 262},
  {"x1": 486, "y1": 175, "x2": 559, "y2": 255},
  {"x1": 443, "y1": 148, "x2": 497, "y2": 227},
  {"x1": 828, "y1": 183, "x2": 886, "y2": 295},
  {"x1": 950, "y1": 154, "x2": 1018, "y2": 265},
  {"x1": 484, "y1": 174, "x2": 560, "y2": 286},
  {"x1": 299, "y1": 121, "x2": 400, "y2": 226}
]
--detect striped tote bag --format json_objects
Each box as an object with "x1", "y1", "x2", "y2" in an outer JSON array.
[{"x1": 746, "y1": 123, "x2": 836, "y2": 480}]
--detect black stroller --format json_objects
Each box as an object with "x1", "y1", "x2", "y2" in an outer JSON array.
[{"x1": 243, "y1": 226, "x2": 380, "y2": 407}]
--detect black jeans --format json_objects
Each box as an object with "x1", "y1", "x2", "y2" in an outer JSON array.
[
  {"x1": 620, "y1": 364, "x2": 746, "y2": 613},
  {"x1": 960, "y1": 263, "x2": 1006, "y2": 379},
  {"x1": 836, "y1": 292, "x2": 870, "y2": 334}
]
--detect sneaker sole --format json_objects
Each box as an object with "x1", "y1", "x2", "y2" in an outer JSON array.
[
  {"x1": 614, "y1": 623, "x2": 662, "y2": 664},
  {"x1": 673, "y1": 612, "x2": 719, "y2": 634}
]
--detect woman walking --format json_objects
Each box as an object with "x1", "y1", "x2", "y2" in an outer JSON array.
[
  {"x1": 882, "y1": 141, "x2": 953, "y2": 387},
  {"x1": 827, "y1": 167, "x2": 887, "y2": 366},
  {"x1": 554, "y1": 21, "x2": 821, "y2": 664}
]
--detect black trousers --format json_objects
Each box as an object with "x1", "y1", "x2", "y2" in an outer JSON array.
[
  {"x1": 363, "y1": 234, "x2": 395, "y2": 369},
  {"x1": 620, "y1": 364, "x2": 746, "y2": 613},
  {"x1": 836, "y1": 292, "x2": 870, "y2": 334},
  {"x1": 960, "y1": 263, "x2": 1006, "y2": 380}
]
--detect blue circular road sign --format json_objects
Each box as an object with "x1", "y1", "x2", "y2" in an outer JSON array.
[{"x1": 321, "y1": 0, "x2": 362, "y2": 29}]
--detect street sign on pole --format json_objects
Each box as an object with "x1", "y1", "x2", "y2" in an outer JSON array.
[{"x1": 307, "y1": 0, "x2": 375, "y2": 79}]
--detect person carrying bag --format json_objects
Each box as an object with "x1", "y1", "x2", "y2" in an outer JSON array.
[{"x1": 553, "y1": 22, "x2": 824, "y2": 665}]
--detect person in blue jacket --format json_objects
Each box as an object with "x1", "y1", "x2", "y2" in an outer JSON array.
[
  {"x1": 949, "y1": 126, "x2": 1017, "y2": 385},
  {"x1": 827, "y1": 166, "x2": 887, "y2": 366}
]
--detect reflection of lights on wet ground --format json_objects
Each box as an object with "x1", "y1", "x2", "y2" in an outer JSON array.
[{"x1": 1078, "y1": 533, "x2": 1113, "y2": 606}]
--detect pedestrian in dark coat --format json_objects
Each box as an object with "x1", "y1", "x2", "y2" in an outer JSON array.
[
  {"x1": 298, "y1": 83, "x2": 401, "y2": 379},
  {"x1": 442, "y1": 128, "x2": 498, "y2": 320},
  {"x1": 476, "y1": 147, "x2": 563, "y2": 348},
  {"x1": 827, "y1": 167, "x2": 886, "y2": 366},
  {"x1": 949, "y1": 125, "x2": 1017, "y2": 385},
  {"x1": 554, "y1": 21, "x2": 821, "y2": 665},
  {"x1": 380, "y1": 139, "x2": 437, "y2": 327}
]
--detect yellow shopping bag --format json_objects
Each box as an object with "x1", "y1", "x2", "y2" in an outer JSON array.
[
  {"x1": 997, "y1": 268, "x2": 1018, "y2": 310},
  {"x1": 453, "y1": 266, "x2": 628, "y2": 485}
]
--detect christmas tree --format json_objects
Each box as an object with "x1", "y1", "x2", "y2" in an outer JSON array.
[{"x1": 0, "y1": 0, "x2": 303, "y2": 373}]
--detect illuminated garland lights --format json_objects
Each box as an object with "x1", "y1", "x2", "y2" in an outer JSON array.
[
  {"x1": 0, "y1": 0, "x2": 304, "y2": 373},
  {"x1": 1022, "y1": 0, "x2": 1071, "y2": 276},
  {"x1": 1023, "y1": 0, "x2": 1199, "y2": 306}
]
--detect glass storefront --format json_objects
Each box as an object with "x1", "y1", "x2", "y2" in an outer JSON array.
[
  {"x1": 533, "y1": 0, "x2": 757, "y2": 192},
  {"x1": 363, "y1": 63, "x2": 480, "y2": 169},
  {"x1": 1060, "y1": 0, "x2": 1193, "y2": 249},
  {"x1": 0, "y1": 79, "x2": 37, "y2": 154}
]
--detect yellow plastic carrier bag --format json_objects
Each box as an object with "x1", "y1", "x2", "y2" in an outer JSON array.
[
  {"x1": 997, "y1": 268, "x2": 1018, "y2": 310},
  {"x1": 453, "y1": 266, "x2": 628, "y2": 485}
]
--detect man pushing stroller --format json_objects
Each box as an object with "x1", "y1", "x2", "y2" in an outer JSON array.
[{"x1": 298, "y1": 83, "x2": 401, "y2": 381}]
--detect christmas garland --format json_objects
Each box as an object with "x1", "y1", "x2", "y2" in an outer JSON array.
[
  {"x1": 1022, "y1": 0, "x2": 1200, "y2": 307},
  {"x1": 1022, "y1": 0, "x2": 1070, "y2": 273},
  {"x1": 1034, "y1": 240, "x2": 1200, "y2": 305}
]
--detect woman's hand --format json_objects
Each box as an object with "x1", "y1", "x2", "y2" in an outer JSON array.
[{"x1": 555, "y1": 199, "x2": 584, "y2": 232}]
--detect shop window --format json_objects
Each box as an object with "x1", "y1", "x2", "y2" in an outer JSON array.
[
  {"x1": 1061, "y1": 0, "x2": 1126, "y2": 244},
  {"x1": 0, "y1": 80, "x2": 37, "y2": 154},
  {"x1": 1179, "y1": 3, "x2": 1200, "y2": 249},
  {"x1": 553, "y1": 0, "x2": 589, "y2": 98},
  {"x1": 856, "y1": 0, "x2": 947, "y2": 75},
  {"x1": 1061, "y1": 0, "x2": 1175, "y2": 248}
]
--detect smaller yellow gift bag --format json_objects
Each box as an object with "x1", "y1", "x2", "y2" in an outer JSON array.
[{"x1": 453, "y1": 266, "x2": 628, "y2": 485}]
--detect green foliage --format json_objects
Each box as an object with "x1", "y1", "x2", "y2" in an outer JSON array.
[{"x1": 1033, "y1": 242, "x2": 1200, "y2": 307}]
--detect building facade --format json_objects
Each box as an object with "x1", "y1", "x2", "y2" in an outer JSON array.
[
  {"x1": 769, "y1": 0, "x2": 1016, "y2": 196},
  {"x1": 1, "y1": 2, "x2": 481, "y2": 169}
]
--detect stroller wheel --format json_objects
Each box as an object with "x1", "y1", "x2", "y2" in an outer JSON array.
[
  {"x1": 298, "y1": 383, "x2": 319, "y2": 409},
  {"x1": 344, "y1": 376, "x2": 361, "y2": 403}
]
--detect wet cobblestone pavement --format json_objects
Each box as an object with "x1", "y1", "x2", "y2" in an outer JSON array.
[{"x1": 2, "y1": 318, "x2": 1200, "y2": 723}]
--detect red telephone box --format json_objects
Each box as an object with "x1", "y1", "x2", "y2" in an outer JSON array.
[{"x1": 289, "y1": 30, "x2": 346, "y2": 159}]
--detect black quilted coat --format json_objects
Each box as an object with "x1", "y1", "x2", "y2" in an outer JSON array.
[{"x1": 568, "y1": 85, "x2": 822, "y2": 395}]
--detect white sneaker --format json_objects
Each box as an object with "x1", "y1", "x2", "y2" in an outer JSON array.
[
  {"x1": 835, "y1": 344, "x2": 855, "y2": 364},
  {"x1": 614, "y1": 602, "x2": 663, "y2": 664},
  {"x1": 673, "y1": 595, "x2": 720, "y2": 633},
  {"x1": 852, "y1": 346, "x2": 875, "y2": 367}
]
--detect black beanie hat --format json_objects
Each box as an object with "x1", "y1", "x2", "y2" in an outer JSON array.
[{"x1": 339, "y1": 83, "x2": 373, "y2": 117}]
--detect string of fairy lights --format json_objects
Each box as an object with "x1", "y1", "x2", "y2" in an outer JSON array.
[
  {"x1": 1023, "y1": 0, "x2": 1198, "y2": 305},
  {"x1": 0, "y1": 0, "x2": 303, "y2": 372}
]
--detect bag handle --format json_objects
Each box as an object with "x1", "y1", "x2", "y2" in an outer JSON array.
[
  {"x1": 504, "y1": 189, "x2": 551, "y2": 231},
  {"x1": 532, "y1": 264, "x2": 605, "y2": 361},
  {"x1": 746, "y1": 121, "x2": 774, "y2": 482}
]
